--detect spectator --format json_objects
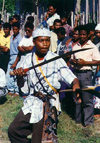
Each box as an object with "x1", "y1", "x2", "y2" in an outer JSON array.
[
  {"x1": 0, "y1": 23, "x2": 11, "y2": 72},
  {"x1": 12, "y1": 14, "x2": 20, "y2": 24},
  {"x1": 49, "y1": 19, "x2": 62, "y2": 52},
  {"x1": 27, "y1": 16, "x2": 34, "y2": 24},
  {"x1": 44, "y1": 3, "x2": 60, "y2": 30},
  {"x1": 70, "y1": 25, "x2": 100, "y2": 126},
  {"x1": 13, "y1": 22, "x2": 34, "y2": 69},
  {"x1": 60, "y1": 13, "x2": 73, "y2": 37},
  {"x1": 6, "y1": 22, "x2": 22, "y2": 96}
]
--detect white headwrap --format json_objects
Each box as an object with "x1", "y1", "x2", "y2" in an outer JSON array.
[
  {"x1": 95, "y1": 24, "x2": 100, "y2": 30},
  {"x1": 33, "y1": 28, "x2": 51, "y2": 38}
]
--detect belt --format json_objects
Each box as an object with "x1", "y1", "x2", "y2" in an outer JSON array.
[{"x1": 74, "y1": 69, "x2": 92, "y2": 73}]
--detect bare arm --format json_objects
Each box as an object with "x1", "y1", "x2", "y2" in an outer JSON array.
[
  {"x1": 0, "y1": 45, "x2": 9, "y2": 52},
  {"x1": 70, "y1": 59, "x2": 100, "y2": 67},
  {"x1": 18, "y1": 46, "x2": 33, "y2": 53}
]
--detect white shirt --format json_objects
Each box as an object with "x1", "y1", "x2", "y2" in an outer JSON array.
[
  {"x1": 19, "y1": 51, "x2": 76, "y2": 123},
  {"x1": 17, "y1": 36, "x2": 34, "y2": 68},
  {"x1": 47, "y1": 13, "x2": 60, "y2": 27},
  {"x1": 0, "y1": 68, "x2": 6, "y2": 87},
  {"x1": 72, "y1": 40, "x2": 100, "y2": 70}
]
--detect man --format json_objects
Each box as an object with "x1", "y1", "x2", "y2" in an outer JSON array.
[
  {"x1": 8, "y1": 28, "x2": 80, "y2": 143},
  {"x1": 70, "y1": 25, "x2": 100, "y2": 126},
  {"x1": 44, "y1": 3, "x2": 60, "y2": 30},
  {"x1": 0, "y1": 23, "x2": 11, "y2": 72},
  {"x1": 49, "y1": 19, "x2": 62, "y2": 52},
  {"x1": 13, "y1": 22, "x2": 34, "y2": 69},
  {"x1": 6, "y1": 22, "x2": 22, "y2": 96},
  {"x1": 60, "y1": 13, "x2": 73, "y2": 37},
  {"x1": 56, "y1": 27, "x2": 70, "y2": 56}
]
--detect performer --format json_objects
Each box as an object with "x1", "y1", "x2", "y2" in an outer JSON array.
[{"x1": 8, "y1": 28, "x2": 80, "y2": 143}]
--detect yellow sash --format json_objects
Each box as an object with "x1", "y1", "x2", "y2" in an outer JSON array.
[{"x1": 35, "y1": 54, "x2": 58, "y2": 94}]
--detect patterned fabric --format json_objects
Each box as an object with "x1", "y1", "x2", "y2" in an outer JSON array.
[
  {"x1": 42, "y1": 102, "x2": 58, "y2": 143},
  {"x1": 19, "y1": 51, "x2": 76, "y2": 123}
]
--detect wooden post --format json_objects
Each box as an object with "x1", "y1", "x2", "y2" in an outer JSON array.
[
  {"x1": 86, "y1": 0, "x2": 89, "y2": 24},
  {"x1": 98, "y1": 0, "x2": 100, "y2": 23},
  {"x1": 93, "y1": 0, "x2": 95, "y2": 22},
  {"x1": 71, "y1": 11, "x2": 74, "y2": 28},
  {"x1": 1, "y1": 0, "x2": 5, "y2": 21}
]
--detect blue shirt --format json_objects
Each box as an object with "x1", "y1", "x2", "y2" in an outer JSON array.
[{"x1": 10, "y1": 33, "x2": 22, "y2": 55}]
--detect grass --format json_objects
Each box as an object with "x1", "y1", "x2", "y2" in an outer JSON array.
[{"x1": 0, "y1": 95, "x2": 100, "y2": 143}]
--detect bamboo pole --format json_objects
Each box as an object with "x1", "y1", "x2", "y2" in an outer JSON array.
[
  {"x1": 1, "y1": 0, "x2": 5, "y2": 21},
  {"x1": 93, "y1": 0, "x2": 95, "y2": 22},
  {"x1": 86, "y1": 0, "x2": 89, "y2": 23},
  {"x1": 98, "y1": 0, "x2": 100, "y2": 23}
]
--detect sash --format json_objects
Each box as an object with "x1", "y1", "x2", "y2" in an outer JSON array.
[{"x1": 35, "y1": 54, "x2": 58, "y2": 94}]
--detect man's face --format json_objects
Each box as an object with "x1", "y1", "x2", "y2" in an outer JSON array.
[
  {"x1": 73, "y1": 30, "x2": 79, "y2": 42},
  {"x1": 95, "y1": 30, "x2": 100, "y2": 39},
  {"x1": 54, "y1": 22, "x2": 62, "y2": 30},
  {"x1": 61, "y1": 17, "x2": 67, "y2": 25},
  {"x1": 48, "y1": 6, "x2": 56, "y2": 16},
  {"x1": 3, "y1": 28, "x2": 10, "y2": 37},
  {"x1": 25, "y1": 27, "x2": 33, "y2": 37},
  {"x1": 13, "y1": 26, "x2": 20, "y2": 36},
  {"x1": 79, "y1": 30, "x2": 88, "y2": 44},
  {"x1": 12, "y1": 18, "x2": 18, "y2": 24},
  {"x1": 34, "y1": 36, "x2": 50, "y2": 55}
]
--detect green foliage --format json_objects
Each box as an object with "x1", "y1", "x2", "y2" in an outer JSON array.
[{"x1": 0, "y1": 0, "x2": 15, "y2": 14}]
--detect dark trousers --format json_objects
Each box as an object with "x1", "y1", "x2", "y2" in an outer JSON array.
[
  {"x1": 8, "y1": 110, "x2": 43, "y2": 143},
  {"x1": 74, "y1": 71, "x2": 94, "y2": 126}
]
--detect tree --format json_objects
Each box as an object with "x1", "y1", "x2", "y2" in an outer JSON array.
[{"x1": 0, "y1": 0, "x2": 15, "y2": 14}]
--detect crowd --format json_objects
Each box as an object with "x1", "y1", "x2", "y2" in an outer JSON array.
[{"x1": 0, "y1": 3, "x2": 100, "y2": 143}]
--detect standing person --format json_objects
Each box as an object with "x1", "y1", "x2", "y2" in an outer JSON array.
[
  {"x1": 50, "y1": 19, "x2": 62, "y2": 52},
  {"x1": 70, "y1": 25, "x2": 100, "y2": 126},
  {"x1": 6, "y1": 22, "x2": 22, "y2": 96},
  {"x1": 44, "y1": 3, "x2": 60, "y2": 30},
  {"x1": 8, "y1": 28, "x2": 80, "y2": 143},
  {"x1": 0, "y1": 23, "x2": 11, "y2": 72},
  {"x1": 60, "y1": 13, "x2": 73, "y2": 37},
  {"x1": 12, "y1": 22, "x2": 34, "y2": 69},
  {"x1": 12, "y1": 14, "x2": 20, "y2": 24},
  {"x1": 56, "y1": 27, "x2": 70, "y2": 56}
]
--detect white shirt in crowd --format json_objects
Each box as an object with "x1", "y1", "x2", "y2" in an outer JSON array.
[
  {"x1": 0, "y1": 68, "x2": 6, "y2": 87},
  {"x1": 47, "y1": 13, "x2": 60, "y2": 27}
]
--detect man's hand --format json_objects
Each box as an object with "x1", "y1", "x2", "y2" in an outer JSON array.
[
  {"x1": 72, "y1": 78, "x2": 80, "y2": 92},
  {"x1": 72, "y1": 78, "x2": 81, "y2": 103},
  {"x1": 10, "y1": 68, "x2": 26, "y2": 76},
  {"x1": 76, "y1": 59, "x2": 86, "y2": 66}
]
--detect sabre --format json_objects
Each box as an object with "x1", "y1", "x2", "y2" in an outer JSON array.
[
  {"x1": 59, "y1": 85, "x2": 100, "y2": 98},
  {"x1": 10, "y1": 48, "x2": 92, "y2": 75}
]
